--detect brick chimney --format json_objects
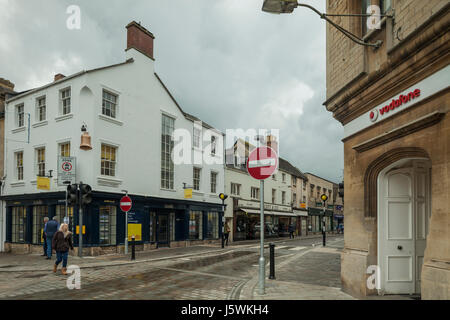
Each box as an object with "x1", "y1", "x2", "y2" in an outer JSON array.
[
  {"x1": 126, "y1": 21, "x2": 155, "y2": 60},
  {"x1": 0, "y1": 78, "x2": 15, "y2": 91},
  {"x1": 54, "y1": 73, "x2": 66, "y2": 82}
]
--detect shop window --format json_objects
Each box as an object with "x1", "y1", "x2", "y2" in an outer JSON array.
[
  {"x1": 56, "y1": 205, "x2": 74, "y2": 233},
  {"x1": 32, "y1": 206, "x2": 48, "y2": 244},
  {"x1": 149, "y1": 212, "x2": 156, "y2": 242},
  {"x1": 99, "y1": 206, "x2": 117, "y2": 245},
  {"x1": 12, "y1": 207, "x2": 26, "y2": 243},
  {"x1": 189, "y1": 211, "x2": 203, "y2": 240},
  {"x1": 206, "y1": 212, "x2": 218, "y2": 239}
]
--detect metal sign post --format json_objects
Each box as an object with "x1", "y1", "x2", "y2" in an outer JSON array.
[
  {"x1": 259, "y1": 179, "x2": 265, "y2": 295},
  {"x1": 120, "y1": 194, "x2": 132, "y2": 255},
  {"x1": 246, "y1": 145, "x2": 278, "y2": 296}
]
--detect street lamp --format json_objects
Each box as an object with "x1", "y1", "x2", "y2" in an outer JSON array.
[{"x1": 261, "y1": 0, "x2": 393, "y2": 48}]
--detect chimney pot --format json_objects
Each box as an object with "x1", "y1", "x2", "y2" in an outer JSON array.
[
  {"x1": 126, "y1": 21, "x2": 155, "y2": 60},
  {"x1": 54, "y1": 74, "x2": 66, "y2": 82}
]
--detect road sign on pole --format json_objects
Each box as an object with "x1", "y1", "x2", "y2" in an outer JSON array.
[
  {"x1": 58, "y1": 156, "x2": 76, "y2": 186},
  {"x1": 247, "y1": 146, "x2": 279, "y2": 296},
  {"x1": 120, "y1": 195, "x2": 132, "y2": 254}
]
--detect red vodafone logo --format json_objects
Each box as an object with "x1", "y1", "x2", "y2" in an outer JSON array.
[
  {"x1": 247, "y1": 146, "x2": 278, "y2": 180},
  {"x1": 369, "y1": 88, "x2": 421, "y2": 122}
]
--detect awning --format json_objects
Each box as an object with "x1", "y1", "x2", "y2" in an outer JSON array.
[{"x1": 239, "y1": 208, "x2": 297, "y2": 217}]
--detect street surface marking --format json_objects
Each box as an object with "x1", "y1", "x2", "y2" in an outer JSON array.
[{"x1": 288, "y1": 246, "x2": 307, "y2": 251}]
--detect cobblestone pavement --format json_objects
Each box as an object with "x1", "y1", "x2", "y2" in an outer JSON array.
[{"x1": 0, "y1": 235, "x2": 350, "y2": 300}]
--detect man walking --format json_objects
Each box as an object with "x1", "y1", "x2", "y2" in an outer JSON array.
[
  {"x1": 42, "y1": 217, "x2": 49, "y2": 256},
  {"x1": 44, "y1": 217, "x2": 59, "y2": 259}
]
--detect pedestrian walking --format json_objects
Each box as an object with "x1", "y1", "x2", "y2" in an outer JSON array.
[
  {"x1": 224, "y1": 222, "x2": 231, "y2": 246},
  {"x1": 44, "y1": 217, "x2": 59, "y2": 259},
  {"x1": 52, "y1": 223, "x2": 74, "y2": 275},
  {"x1": 42, "y1": 217, "x2": 49, "y2": 256},
  {"x1": 288, "y1": 223, "x2": 295, "y2": 239}
]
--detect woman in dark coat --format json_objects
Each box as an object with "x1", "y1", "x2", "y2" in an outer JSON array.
[{"x1": 52, "y1": 223, "x2": 74, "y2": 275}]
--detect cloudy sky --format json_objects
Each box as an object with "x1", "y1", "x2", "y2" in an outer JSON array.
[{"x1": 0, "y1": 0, "x2": 344, "y2": 183}]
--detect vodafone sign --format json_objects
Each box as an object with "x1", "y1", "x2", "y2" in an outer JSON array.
[
  {"x1": 370, "y1": 89, "x2": 421, "y2": 122},
  {"x1": 344, "y1": 65, "x2": 450, "y2": 139}
]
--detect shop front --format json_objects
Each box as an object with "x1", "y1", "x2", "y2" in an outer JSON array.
[
  {"x1": 2, "y1": 191, "x2": 223, "y2": 255},
  {"x1": 307, "y1": 207, "x2": 334, "y2": 234},
  {"x1": 233, "y1": 199, "x2": 296, "y2": 241}
]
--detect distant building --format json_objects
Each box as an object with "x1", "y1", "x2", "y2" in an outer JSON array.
[{"x1": 304, "y1": 173, "x2": 336, "y2": 234}]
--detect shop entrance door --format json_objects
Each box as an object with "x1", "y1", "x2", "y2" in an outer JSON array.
[
  {"x1": 378, "y1": 159, "x2": 430, "y2": 295},
  {"x1": 157, "y1": 214, "x2": 169, "y2": 247}
]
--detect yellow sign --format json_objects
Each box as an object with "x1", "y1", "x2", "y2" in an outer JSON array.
[
  {"x1": 37, "y1": 177, "x2": 50, "y2": 190},
  {"x1": 76, "y1": 225, "x2": 86, "y2": 235},
  {"x1": 128, "y1": 224, "x2": 142, "y2": 241},
  {"x1": 184, "y1": 188, "x2": 193, "y2": 199},
  {"x1": 41, "y1": 228, "x2": 44, "y2": 243},
  {"x1": 300, "y1": 203, "x2": 306, "y2": 209}
]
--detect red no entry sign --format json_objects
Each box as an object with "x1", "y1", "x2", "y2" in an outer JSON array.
[
  {"x1": 120, "y1": 196, "x2": 132, "y2": 212},
  {"x1": 247, "y1": 146, "x2": 278, "y2": 180}
]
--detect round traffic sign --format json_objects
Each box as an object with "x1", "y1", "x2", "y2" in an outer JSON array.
[
  {"x1": 61, "y1": 162, "x2": 73, "y2": 172},
  {"x1": 120, "y1": 196, "x2": 132, "y2": 212},
  {"x1": 246, "y1": 146, "x2": 278, "y2": 180}
]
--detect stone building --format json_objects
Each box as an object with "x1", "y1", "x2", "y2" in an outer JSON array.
[
  {"x1": 304, "y1": 173, "x2": 336, "y2": 234},
  {"x1": 324, "y1": 1, "x2": 449, "y2": 298}
]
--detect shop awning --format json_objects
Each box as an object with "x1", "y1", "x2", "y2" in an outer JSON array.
[
  {"x1": 293, "y1": 209, "x2": 308, "y2": 217},
  {"x1": 239, "y1": 208, "x2": 297, "y2": 217}
]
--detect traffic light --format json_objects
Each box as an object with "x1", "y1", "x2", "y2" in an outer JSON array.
[
  {"x1": 219, "y1": 193, "x2": 228, "y2": 201},
  {"x1": 67, "y1": 184, "x2": 78, "y2": 206},
  {"x1": 80, "y1": 184, "x2": 92, "y2": 205}
]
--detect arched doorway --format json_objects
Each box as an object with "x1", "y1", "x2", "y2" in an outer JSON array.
[{"x1": 377, "y1": 158, "x2": 431, "y2": 295}]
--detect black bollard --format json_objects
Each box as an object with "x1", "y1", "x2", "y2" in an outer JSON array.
[
  {"x1": 269, "y1": 243, "x2": 275, "y2": 280},
  {"x1": 131, "y1": 236, "x2": 136, "y2": 261},
  {"x1": 222, "y1": 233, "x2": 225, "y2": 248}
]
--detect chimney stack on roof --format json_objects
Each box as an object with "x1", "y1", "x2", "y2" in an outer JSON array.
[
  {"x1": 126, "y1": 21, "x2": 155, "y2": 60},
  {"x1": 54, "y1": 73, "x2": 66, "y2": 82}
]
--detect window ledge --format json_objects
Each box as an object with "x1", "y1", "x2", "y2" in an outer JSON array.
[
  {"x1": 160, "y1": 188, "x2": 177, "y2": 193},
  {"x1": 192, "y1": 191, "x2": 204, "y2": 195},
  {"x1": 98, "y1": 114, "x2": 123, "y2": 126},
  {"x1": 11, "y1": 127, "x2": 26, "y2": 134},
  {"x1": 32, "y1": 120, "x2": 48, "y2": 128},
  {"x1": 30, "y1": 180, "x2": 37, "y2": 185},
  {"x1": 10, "y1": 181, "x2": 25, "y2": 187},
  {"x1": 55, "y1": 113, "x2": 74, "y2": 122},
  {"x1": 97, "y1": 176, "x2": 122, "y2": 187}
]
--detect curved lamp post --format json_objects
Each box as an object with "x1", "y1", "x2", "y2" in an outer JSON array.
[{"x1": 261, "y1": 0, "x2": 394, "y2": 48}]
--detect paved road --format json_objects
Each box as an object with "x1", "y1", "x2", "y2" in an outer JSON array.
[{"x1": 0, "y1": 235, "x2": 346, "y2": 300}]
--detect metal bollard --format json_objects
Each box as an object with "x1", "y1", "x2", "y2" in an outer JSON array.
[
  {"x1": 269, "y1": 243, "x2": 275, "y2": 280},
  {"x1": 131, "y1": 236, "x2": 136, "y2": 261}
]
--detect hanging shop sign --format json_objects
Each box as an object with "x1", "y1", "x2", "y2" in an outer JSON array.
[{"x1": 37, "y1": 177, "x2": 50, "y2": 190}]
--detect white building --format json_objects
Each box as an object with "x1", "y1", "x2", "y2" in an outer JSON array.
[
  {"x1": 224, "y1": 138, "x2": 302, "y2": 242},
  {"x1": 0, "y1": 21, "x2": 225, "y2": 254}
]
